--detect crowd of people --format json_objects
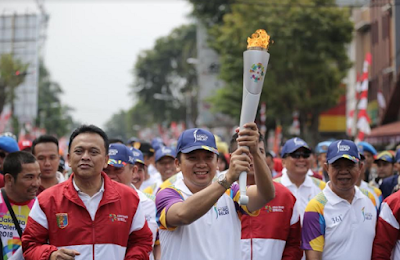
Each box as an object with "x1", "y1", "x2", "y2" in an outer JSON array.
[{"x1": 0, "y1": 124, "x2": 399, "y2": 260}]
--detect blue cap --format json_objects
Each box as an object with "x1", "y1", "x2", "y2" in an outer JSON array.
[
  {"x1": 152, "y1": 137, "x2": 165, "y2": 152},
  {"x1": 0, "y1": 136, "x2": 19, "y2": 153},
  {"x1": 357, "y1": 144, "x2": 366, "y2": 160},
  {"x1": 281, "y1": 137, "x2": 310, "y2": 158},
  {"x1": 129, "y1": 147, "x2": 146, "y2": 165},
  {"x1": 375, "y1": 151, "x2": 395, "y2": 163},
  {"x1": 326, "y1": 140, "x2": 360, "y2": 164},
  {"x1": 357, "y1": 141, "x2": 377, "y2": 156},
  {"x1": 108, "y1": 143, "x2": 135, "y2": 167},
  {"x1": 315, "y1": 141, "x2": 333, "y2": 154},
  {"x1": 396, "y1": 149, "x2": 400, "y2": 163},
  {"x1": 175, "y1": 128, "x2": 218, "y2": 156},
  {"x1": 155, "y1": 146, "x2": 175, "y2": 162}
]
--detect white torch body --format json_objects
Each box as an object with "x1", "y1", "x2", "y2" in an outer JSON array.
[{"x1": 238, "y1": 49, "x2": 270, "y2": 205}]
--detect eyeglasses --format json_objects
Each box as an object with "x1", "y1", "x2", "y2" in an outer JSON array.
[
  {"x1": 289, "y1": 152, "x2": 311, "y2": 159},
  {"x1": 0, "y1": 151, "x2": 6, "y2": 158}
]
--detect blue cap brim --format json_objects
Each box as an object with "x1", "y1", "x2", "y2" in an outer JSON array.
[
  {"x1": 287, "y1": 146, "x2": 311, "y2": 154},
  {"x1": 156, "y1": 154, "x2": 175, "y2": 163},
  {"x1": 181, "y1": 145, "x2": 219, "y2": 155},
  {"x1": 135, "y1": 159, "x2": 146, "y2": 165},
  {"x1": 375, "y1": 158, "x2": 394, "y2": 163},
  {"x1": 328, "y1": 154, "x2": 359, "y2": 164}
]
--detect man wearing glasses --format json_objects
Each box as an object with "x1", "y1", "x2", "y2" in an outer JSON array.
[{"x1": 274, "y1": 137, "x2": 326, "y2": 224}]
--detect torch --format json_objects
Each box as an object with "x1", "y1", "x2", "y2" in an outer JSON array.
[{"x1": 238, "y1": 29, "x2": 271, "y2": 205}]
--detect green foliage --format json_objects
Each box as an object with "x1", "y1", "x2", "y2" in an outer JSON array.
[
  {"x1": 131, "y1": 24, "x2": 197, "y2": 125},
  {"x1": 205, "y1": 0, "x2": 353, "y2": 140},
  {"x1": 36, "y1": 61, "x2": 75, "y2": 137},
  {"x1": 0, "y1": 53, "x2": 29, "y2": 116},
  {"x1": 105, "y1": 100, "x2": 154, "y2": 142},
  {"x1": 188, "y1": 0, "x2": 234, "y2": 26}
]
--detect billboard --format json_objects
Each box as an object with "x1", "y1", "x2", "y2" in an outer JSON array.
[{"x1": 0, "y1": 14, "x2": 40, "y2": 126}]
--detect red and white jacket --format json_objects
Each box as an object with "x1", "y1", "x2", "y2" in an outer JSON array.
[
  {"x1": 241, "y1": 182, "x2": 302, "y2": 260},
  {"x1": 372, "y1": 193, "x2": 400, "y2": 260},
  {"x1": 22, "y1": 172, "x2": 153, "y2": 260}
]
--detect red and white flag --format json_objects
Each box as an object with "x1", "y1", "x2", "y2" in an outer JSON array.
[{"x1": 356, "y1": 53, "x2": 372, "y2": 141}]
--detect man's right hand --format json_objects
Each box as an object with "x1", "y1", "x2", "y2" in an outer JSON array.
[
  {"x1": 50, "y1": 248, "x2": 80, "y2": 260},
  {"x1": 226, "y1": 147, "x2": 251, "y2": 184}
]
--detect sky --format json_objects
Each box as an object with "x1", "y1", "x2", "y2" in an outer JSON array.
[{"x1": 3, "y1": 0, "x2": 192, "y2": 128}]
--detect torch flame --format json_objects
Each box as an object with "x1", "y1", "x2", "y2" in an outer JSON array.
[{"x1": 247, "y1": 29, "x2": 271, "y2": 50}]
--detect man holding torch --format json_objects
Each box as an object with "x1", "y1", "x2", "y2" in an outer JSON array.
[
  {"x1": 155, "y1": 29, "x2": 274, "y2": 260},
  {"x1": 155, "y1": 125, "x2": 275, "y2": 260}
]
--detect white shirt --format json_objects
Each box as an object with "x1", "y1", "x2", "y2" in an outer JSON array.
[
  {"x1": 147, "y1": 164, "x2": 162, "y2": 181},
  {"x1": 131, "y1": 184, "x2": 157, "y2": 260},
  {"x1": 156, "y1": 179, "x2": 253, "y2": 260},
  {"x1": 73, "y1": 178, "x2": 104, "y2": 221},
  {"x1": 302, "y1": 184, "x2": 377, "y2": 260},
  {"x1": 277, "y1": 171, "x2": 325, "y2": 224},
  {"x1": 140, "y1": 174, "x2": 161, "y2": 192}
]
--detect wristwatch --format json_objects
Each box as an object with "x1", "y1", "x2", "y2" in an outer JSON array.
[{"x1": 217, "y1": 174, "x2": 231, "y2": 190}]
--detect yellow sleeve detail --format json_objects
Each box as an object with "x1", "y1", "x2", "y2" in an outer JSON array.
[
  {"x1": 158, "y1": 208, "x2": 177, "y2": 231},
  {"x1": 143, "y1": 186, "x2": 153, "y2": 195},
  {"x1": 373, "y1": 187, "x2": 382, "y2": 197},
  {"x1": 309, "y1": 235, "x2": 325, "y2": 252}
]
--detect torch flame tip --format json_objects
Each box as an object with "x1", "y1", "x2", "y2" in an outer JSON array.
[{"x1": 247, "y1": 29, "x2": 271, "y2": 50}]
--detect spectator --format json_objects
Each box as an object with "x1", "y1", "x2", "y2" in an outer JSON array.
[
  {"x1": 0, "y1": 136, "x2": 19, "y2": 187},
  {"x1": 22, "y1": 125, "x2": 153, "y2": 260},
  {"x1": 302, "y1": 140, "x2": 376, "y2": 260},
  {"x1": 274, "y1": 137, "x2": 326, "y2": 224},
  {"x1": 105, "y1": 143, "x2": 158, "y2": 260},
  {"x1": 229, "y1": 132, "x2": 302, "y2": 260},
  {"x1": 0, "y1": 151, "x2": 40, "y2": 259},
  {"x1": 31, "y1": 135, "x2": 65, "y2": 195}
]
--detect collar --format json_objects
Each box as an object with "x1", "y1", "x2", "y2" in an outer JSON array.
[
  {"x1": 281, "y1": 171, "x2": 313, "y2": 188},
  {"x1": 359, "y1": 181, "x2": 368, "y2": 190},
  {"x1": 175, "y1": 178, "x2": 193, "y2": 196},
  {"x1": 324, "y1": 182, "x2": 363, "y2": 205},
  {"x1": 73, "y1": 176, "x2": 105, "y2": 195}
]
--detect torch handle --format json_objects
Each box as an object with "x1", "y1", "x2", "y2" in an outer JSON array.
[
  {"x1": 238, "y1": 91, "x2": 261, "y2": 205},
  {"x1": 239, "y1": 170, "x2": 249, "y2": 205}
]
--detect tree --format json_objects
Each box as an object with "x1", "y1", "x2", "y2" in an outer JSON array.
[
  {"x1": 188, "y1": 0, "x2": 234, "y2": 26},
  {"x1": 35, "y1": 61, "x2": 75, "y2": 137},
  {"x1": 131, "y1": 24, "x2": 198, "y2": 126},
  {"x1": 104, "y1": 100, "x2": 154, "y2": 142},
  {"x1": 199, "y1": 0, "x2": 353, "y2": 144},
  {"x1": 0, "y1": 53, "x2": 29, "y2": 116}
]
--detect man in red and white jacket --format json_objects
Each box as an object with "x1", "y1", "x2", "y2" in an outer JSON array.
[
  {"x1": 229, "y1": 132, "x2": 302, "y2": 260},
  {"x1": 372, "y1": 191, "x2": 400, "y2": 260},
  {"x1": 22, "y1": 125, "x2": 153, "y2": 260}
]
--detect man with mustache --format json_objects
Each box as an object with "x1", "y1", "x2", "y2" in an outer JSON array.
[{"x1": 0, "y1": 151, "x2": 40, "y2": 259}]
